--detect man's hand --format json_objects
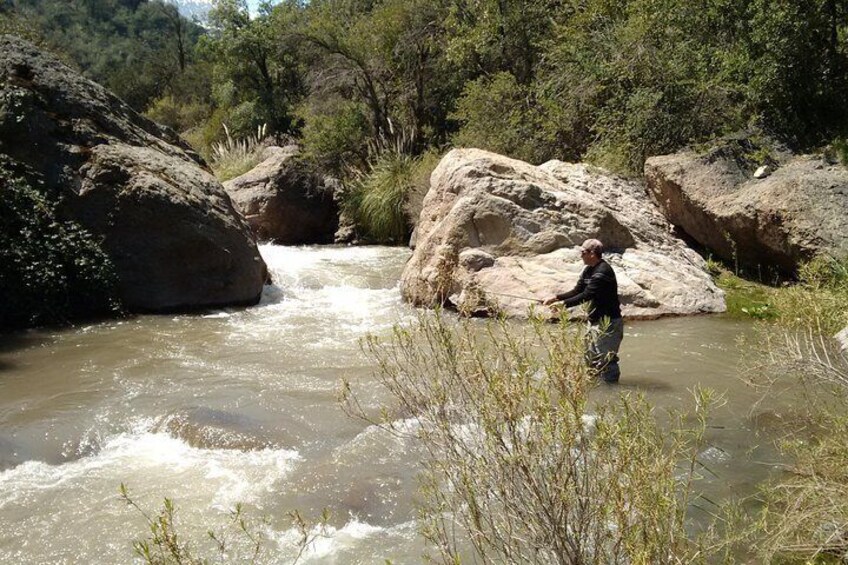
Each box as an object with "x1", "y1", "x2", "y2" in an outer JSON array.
[{"x1": 543, "y1": 297, "x2": 560, "y2": 306}]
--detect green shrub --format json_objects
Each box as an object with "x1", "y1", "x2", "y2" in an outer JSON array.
[
  {"x1": 832, "y1": 138, "x2": 848, "y2": 166},
  {"x1": 452, "y1": 72, "x2": 555, "y2": 165},
  {"x1": 121, "y1": 484, "x2": 330, "y2": 564},
  {"x1": 0, "y1": 162, "x2": 120, "y2": 330},
  {"x1": 144, "y1": 95, "x2": 210, "y2": 134},
  {"x1": 343, "y1": 313, "x2": 720, "y2": 563},
  {"x1": 740, "y1": 257, "x2": 848, "y2": 563},
  {"x1": 348, "y1": 150, "x2": 417, "y2": 243},
  {"x1": 343, "y1": 148, "x2": 441, "y2": 244},
  {"x1": 769, "y1": 256, "x2": 848, "y2": 335},
  {"x1": 299, "y1": 101, "x2": 370, "y2": 174}
]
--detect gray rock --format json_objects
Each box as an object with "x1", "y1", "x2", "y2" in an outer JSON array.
[
  {"x1": 837, "y1": 326, "x2": 848, "y2": 352},
  {"x1": 154, "y1": 407, "x2": 284, "y2": 451},
  {"x1": 754, "y1": 165, "x2": 771, "y2": 179},
  {"x1": 459, "y1": 249, "x2": 495, "y2": 272},
  {"x1": 0, "y1": 35, "x2": 266, "y2": 312},
  {"x1": 645, "y1": 139, "x2": 848, "y2": 272},
  {"x1": 224, "y1": 145, "x2": 339, "y2": 244},
  {"x1": 401, "y1": 149, "x2": 725, "y2": 319}
]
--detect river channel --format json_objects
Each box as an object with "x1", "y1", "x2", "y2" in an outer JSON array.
[{"x1": 0, "y1": 245, "x2": 787, "y2": 564}]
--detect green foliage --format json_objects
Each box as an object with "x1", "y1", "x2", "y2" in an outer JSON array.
[
  {"x1": 833, "y1": 138, "x2": 848, "y2": 165},
  {"x1": 0, "y1": 162, "x2": 120, "y2": 330},
  {"x1": 748, "y1": 0, "x2": 848, "y2": 147},
  {"x1": 342, "y1": 313, "x2": 720, "y2": 563},
  {"x1": 121, "y1": 483, "x2": 331, "y2": 565},
  {"x1": 714, "y1": 255, "x2": 848, "y2": 330},
  {"x1": 714, "y1": 271, "x2": 776, "y2": 320},
  {"x1": 144, "y1": 95, "x2": 210, "y2": 133},
  {"x1": 202, "y1": 0, "x2": 305, "y2": 138},
  {"x1": 452, "y1": 72, "x2": 554, "y2": 165},
  {"x1": 770, "y1": 256, "x2": 848, "y2": 335},
  {"x1": 13, "y1": 0, "x2": 848, "y2": 178},
  {"x1": 8, "y1": 0, "x2": 207, "y2": 111},
  {"x1": 737, "y1": 256, "x2": 848, "y2": 563},
  {"x1": 299, "y1": 100, "x2": 370, "y2": 174}
]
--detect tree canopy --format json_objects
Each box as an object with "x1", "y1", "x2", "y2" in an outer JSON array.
[{"x1": 3, "y1": 0, "x2": 847, "y2": 172}]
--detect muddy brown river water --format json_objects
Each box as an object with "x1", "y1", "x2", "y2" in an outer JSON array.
[{"x1": 0, "y1": 245, "x2": 788, "y2": 564}]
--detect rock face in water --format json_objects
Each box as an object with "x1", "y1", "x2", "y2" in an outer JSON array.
[
  {"x1": 402, "y1": 148, "x2": 725, "y2": 319},
  {"x1": 223, "y1": 145, "x2": 339, "y2": 244},
  {"x1": 0, "y1": 36, "x2": 266, "y2": 311},
  {"x1": 645, "y1": 137, "x2": 848, "y2": 272},
  {"x1": 155, "y1": 407, "x2": 281, "y2": 451}
]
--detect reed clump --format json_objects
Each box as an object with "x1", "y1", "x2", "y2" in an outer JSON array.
[{"x1": 209, "y1": 124, "x2": 270, "y2": 182}]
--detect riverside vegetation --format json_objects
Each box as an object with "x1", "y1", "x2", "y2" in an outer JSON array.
[{"x1": 3, "y1": 0, "x2": 848, "y2": 244}]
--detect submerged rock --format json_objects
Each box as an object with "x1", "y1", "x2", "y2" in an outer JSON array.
[
  {"x1": 0, "y1": 435, "x2": 24, "y2": 471},
  {"x1": 401, "y1": 148, "x2": 725, "y2": 319},
  {"x1": 645, "y1": 137, "x2": 848, "y2": 273},
  {"x1": 154, "y1": 407, "x2": 282, "y2": 451},
  {"x1": 224, "y1": 145, "x2": 339, "y2": 244},
  {"x1": 0, "y1": 35, "x2": 266, "y2": 313}
]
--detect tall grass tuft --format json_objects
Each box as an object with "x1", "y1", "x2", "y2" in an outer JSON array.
[
  {"x1": 343, "y1": 145, "x2": 438, "y2": 244},
  {"x1": 352, "y1": 150, "x2": 417, "y2": 243},
  {"x1": 209, "y1": 123, "x2": 270, "y2": 182},
  {"x1": 342, "y1": 312, "x2": 719, "y2": 563}
]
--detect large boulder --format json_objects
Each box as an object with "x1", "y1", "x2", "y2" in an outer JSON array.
[
  {"x1": 402, "y1": 149, "x2": 725, "y2": 319},
  {"x1": 0, "y1": 36, "x2": 266, "y2": 312},
  {"x1": 223, "y1": 145, "x2": 339, "y2": 244},
  {"x1": 645, "y1": 137, "x2": 848, "y2": 273}
]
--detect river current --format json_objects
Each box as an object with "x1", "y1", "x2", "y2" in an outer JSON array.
[{"x1": 0, "y1": 245, "x2": 786, "y2": 564}]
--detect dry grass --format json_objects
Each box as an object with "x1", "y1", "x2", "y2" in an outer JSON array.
[
  {"x1": 209, "y1": 124, "x2": 270, "y2": 182},
  {"x1": 737, "y1": 257, "x2": 848, "y2": 564}
]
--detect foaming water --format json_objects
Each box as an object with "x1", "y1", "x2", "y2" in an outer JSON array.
[{"x1": 0, "y1": 244, "x2": 788, "y2": 563}]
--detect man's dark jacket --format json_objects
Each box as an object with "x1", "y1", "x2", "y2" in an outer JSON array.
[{"x1": 556, "y1": 259, "x2": 622, "y2": 323}]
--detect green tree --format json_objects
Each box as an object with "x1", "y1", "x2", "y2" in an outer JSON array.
[
  {"x1": 202, "y1": 0, "x2": 304, "y2": 138},
  {"x1": 748, "y1": 0, "x2": 848, "y2": 146},
  {"x1": 295, "y1": 0, "x2": 455, "y2": 152}
]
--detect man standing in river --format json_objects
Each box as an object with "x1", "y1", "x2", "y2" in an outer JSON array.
[{"x1": 543, "y1": 239, "x2": 624, "y2": 383}]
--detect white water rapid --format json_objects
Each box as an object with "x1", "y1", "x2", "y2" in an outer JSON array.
[{"x1": 0, "y1": 245, "x2": 786, "y2": 563}]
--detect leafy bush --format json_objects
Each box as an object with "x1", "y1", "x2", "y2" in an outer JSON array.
[
  {"x1": 347, "y1": 151, "x2": 416, "y2": 243},
  {"x1": 144, "y1": 95, "x2": 210, "y2": 134},
  {"x1": 0, "y1": 162, "x2": 120, "y2": 330},
  {"x1": 343, "y1": 313, "x2": 720, "y2": 563},
  {"x1": 739, "y1": 257, "x2": 848, "y2": 563},
  {"x1": 121, "y1": 484, "x2": 330, "y2": 565},
  {"x1": 299, "y1": 101, "x2": 370, "y2": 174},
  {"x1": 769, "y1": 256, "x2": 848, "y2": 335},
  {"x1": 452, "y1": 72, "x2": 555, "y2": 165}
]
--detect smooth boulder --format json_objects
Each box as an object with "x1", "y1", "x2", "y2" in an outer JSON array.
[
  {"x1": 154, "y1": 407, "x2": 285, "y2": 451},
  {"x1": 223, "y1": 145, "x2": 339, "y2": 244},
  {"x1": 402, "y1": 148, "x2": 725, "y2": 319},
  {"x1": 837, "y1": 326, "x2": 848, "y2": 353},
  {"x1": 645, "y1": 138, "x2": 848, "y2": 272},
  {"x1": 0, "y1": 35, "x2": 266, "y2": 311}
]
